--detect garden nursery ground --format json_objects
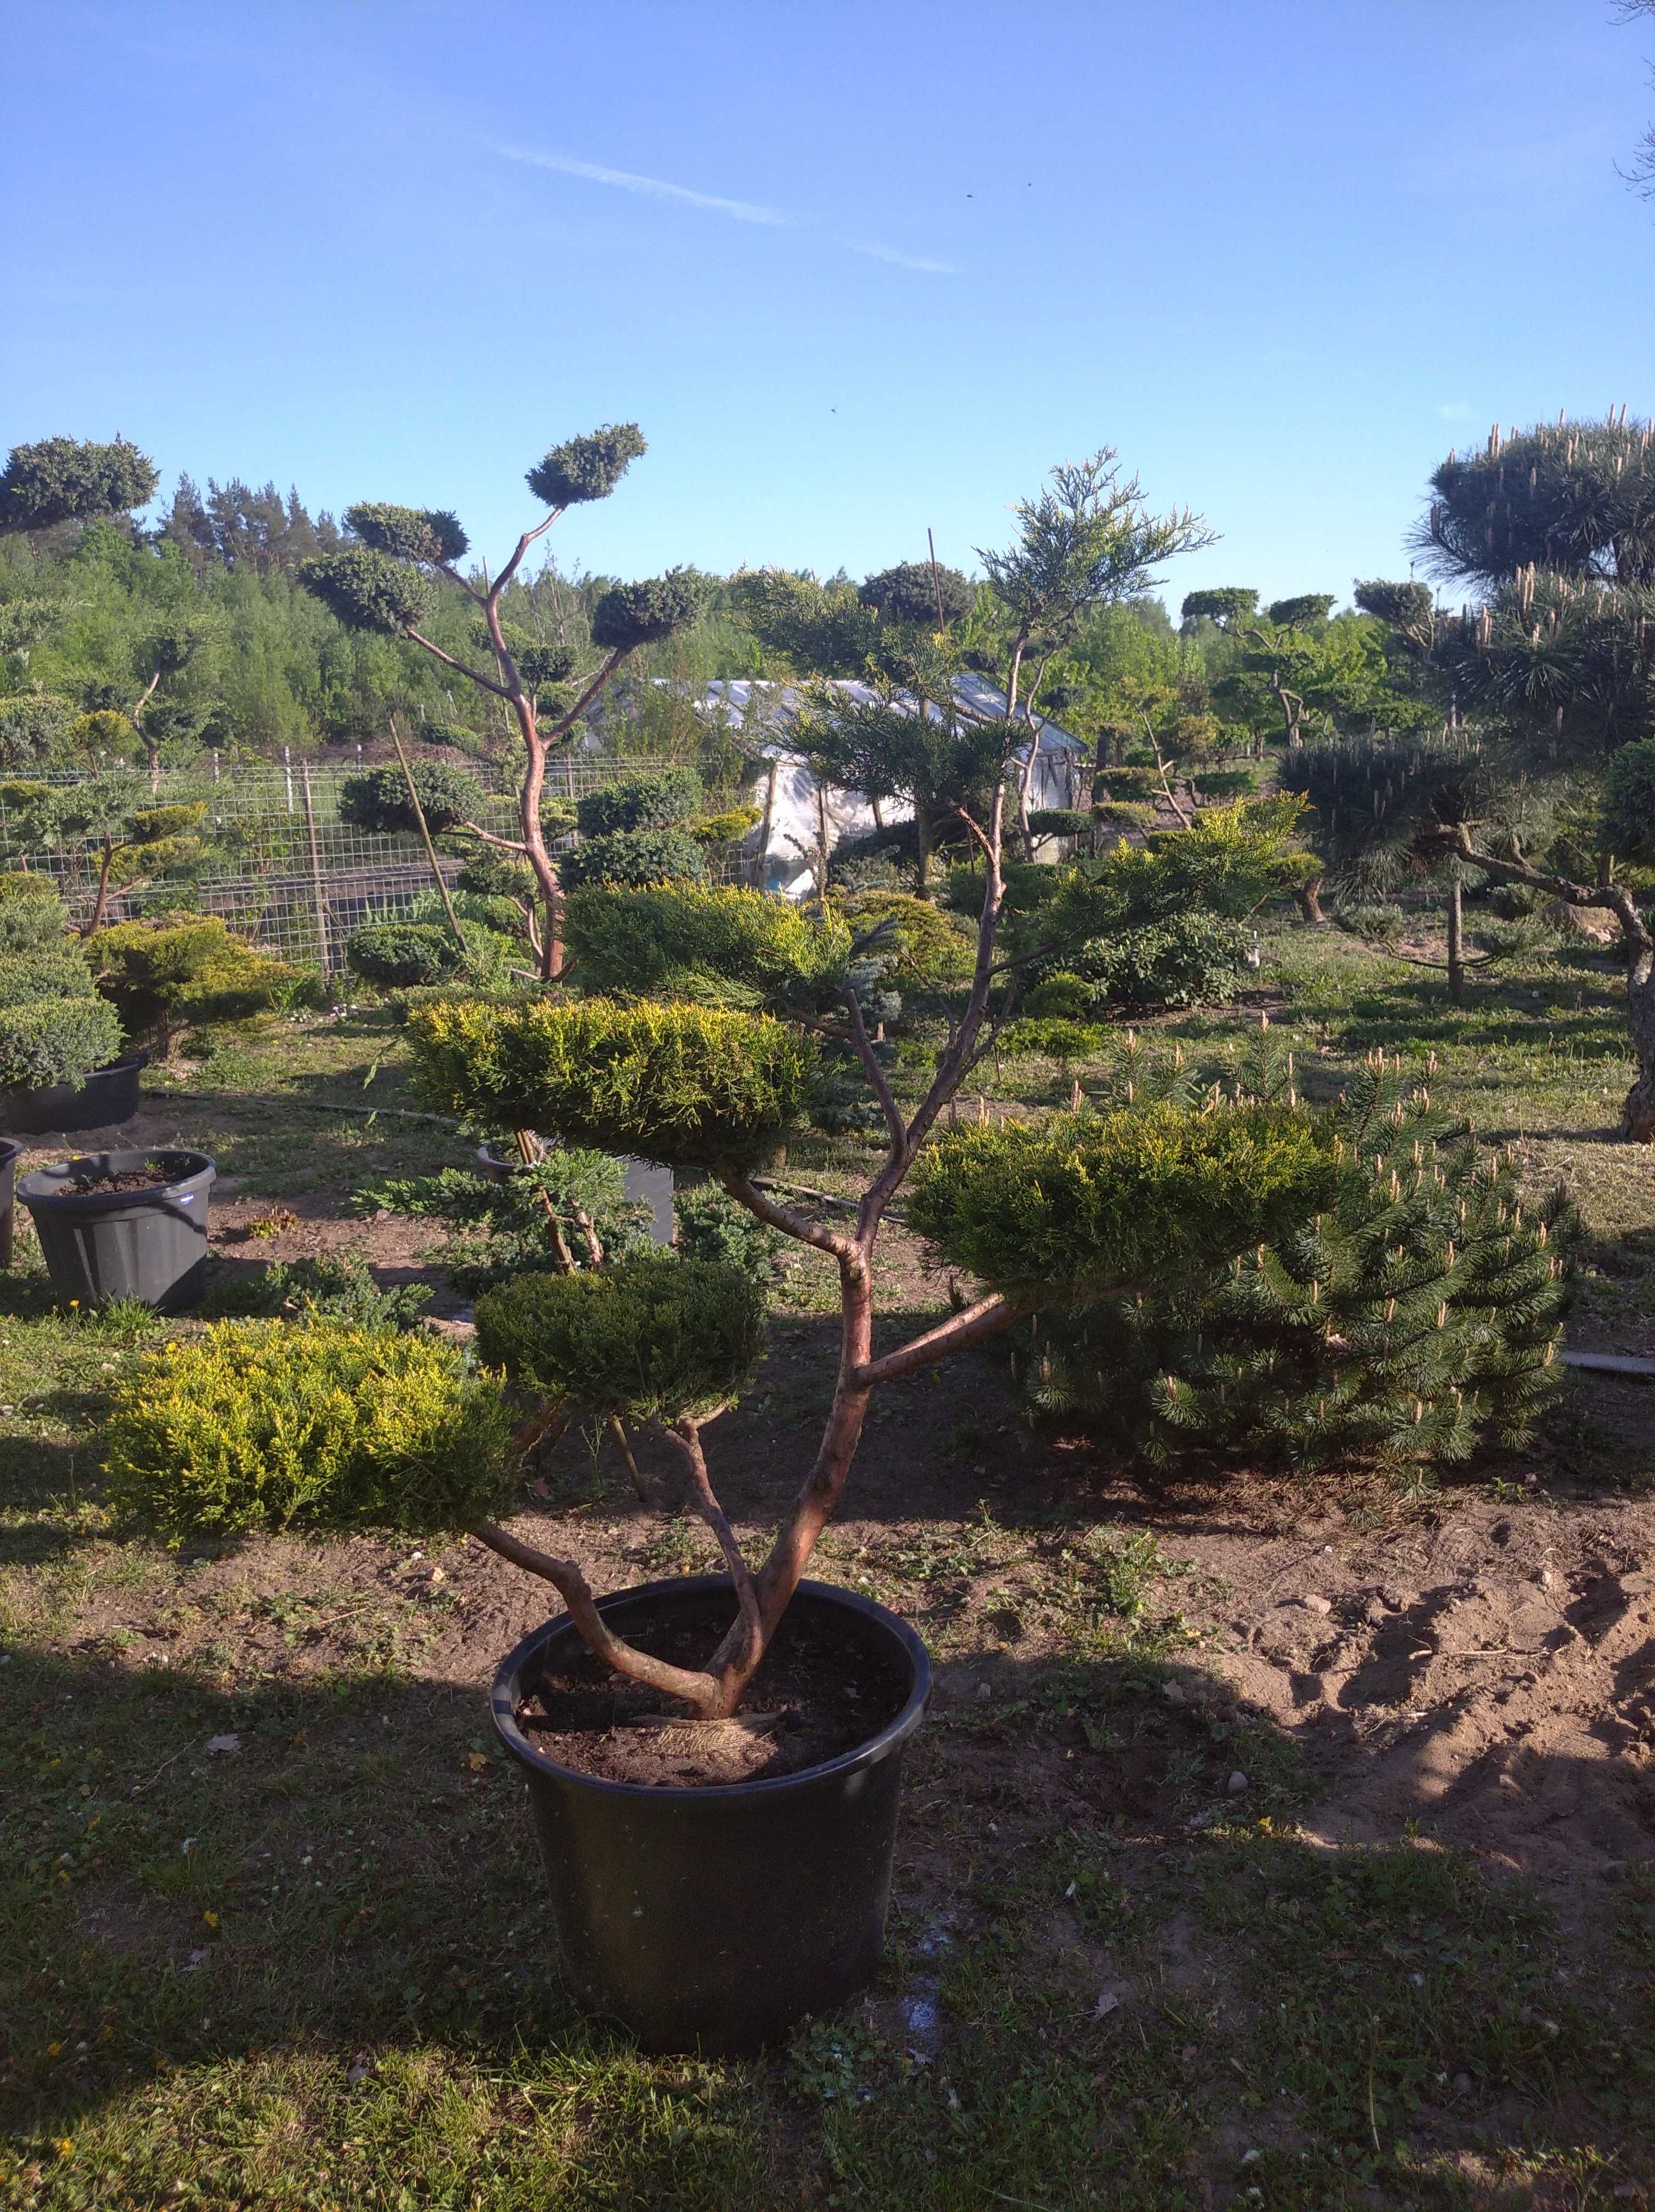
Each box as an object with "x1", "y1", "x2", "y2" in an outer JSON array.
[{"x1": 1, "y1": 926, "x2": 1652, "y2": 2211}]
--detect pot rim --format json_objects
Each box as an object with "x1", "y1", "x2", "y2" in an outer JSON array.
[
  {"x1": 491, "y1": 1573, "x2": 930, "y2": 1803},
  {"x1": 18, "y1": 1146, "x2": 216, "y2": 1209}
]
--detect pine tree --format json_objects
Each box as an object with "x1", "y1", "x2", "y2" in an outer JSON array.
[{"x1": 1024, "y1": 1029, "x2": 1581, "y2": 1474}]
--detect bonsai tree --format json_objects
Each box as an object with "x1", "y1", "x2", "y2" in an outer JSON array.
[
  {"x1": 105, "y1": 449, "x2": 1337, "y2": 1729},
  {"x1": 297, "y1": 427, "x2": 704, "y2": 975},
  {"x1": 0, "y1": 876, "x2": 123, "y2": 1094},
  {"x1": 0, "y1": 779, "x2": 214, "y2": 934}
]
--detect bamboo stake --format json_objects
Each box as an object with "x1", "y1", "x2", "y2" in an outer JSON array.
[
  {"x1": 298, "y1": 760, "x2": 333, "y2": 984},
  {"x1": 389, "y1": 715, "x2": 469, "y2": 956}
]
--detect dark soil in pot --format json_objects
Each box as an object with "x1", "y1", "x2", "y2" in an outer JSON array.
[
  {"x1": 520, "y1": 1599, "x2": 911, "y2": 1787},
  {"x1": 493, "y1": 1575, "x2": 929, "y2": 2053},
  {"x1": 63, "y1": 1166, "x2": 177, "y2": 1194}
]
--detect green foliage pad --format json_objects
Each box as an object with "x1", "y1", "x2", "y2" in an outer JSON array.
[
  {"x1": 405, "y1": 995, "x2": 817, "y2": 1171},
  {"x1": 475, "y1": 1255, "x2": 767, "y2": 1423},
  {"x1": 908, "y1": 1102, "x2": 1336, "y2": 1310}
]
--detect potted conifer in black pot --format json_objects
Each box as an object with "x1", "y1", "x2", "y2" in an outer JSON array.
[{"x1": 0, "y1": 877, "x2": 136, "y2": 1136}]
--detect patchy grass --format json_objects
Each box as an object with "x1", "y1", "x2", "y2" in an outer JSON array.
[{"x1": 2, "y1": 926, "x2": 1653, "y2": 2207}]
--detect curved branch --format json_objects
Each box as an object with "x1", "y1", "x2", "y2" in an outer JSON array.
[
  {"x1": 537, "y1": 647, "x2": 630, "y2": 747},
  {"x1": 723, "y1": 1173, "x2": 859, "y2": 1259},
  {"x1": 491, "y1": 512, "x2": 561, "y2": 599},
  {"x1": 458, "y1": 818, "x2": 531, "y2": 854},
  {"x1": 470, "y1": 1519, "x2": 723, "y2": 1716},
  {"x1": 655, "y1": 1417, "x2": 761, "y2": 1674},
  {"x1": 1429, "y1": 826, "x2": 1653, "y2": 956}
]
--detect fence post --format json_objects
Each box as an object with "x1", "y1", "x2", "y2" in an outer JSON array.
[
  {"x1": 283, "y1": 746, "x2": 294, "y2": 815},
  {"x1": 211, "y1": 749, "x2": 220, "y2": 783},
  {"x1": 299, "y1": 761, "x2": 332, "y2": 985}
]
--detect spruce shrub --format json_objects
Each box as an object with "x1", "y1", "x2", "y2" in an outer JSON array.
[
  {"x1": 834, "y1": 890, "x2": 975, "y2": 992},
  {"x1": 559, "y1": 826, "x2": 707, "y2": 890},
  {"x1": 575, "y1": 769, "x2": 703, "y2": 838},
  {"x1": 1024, "y1": 972, "x2": 1092, "y2": 1019},
  {"x1": 1001, "y1": 1015, "x2": 1106, "y2": 1064},
  {"x1": 673, "y1": 1183, "x2": 781, "y2": 1279},
  {"x1": 0, "y1": 946, "x2": 97, "y2": 1006},
  {"x1": 347, "y1": 921, "x2": 464, "y2": 989},
  {"x1": 339, "y1": 761, "x2": 486, "y2": 838},
  {"x1": 206, "y1": 1252, "x2": 434, "y2": 1331},
  {"x1": 474, "y1": 1255, "x2": 766, "y2": 1423},
  {"x1": 564, "y1": 883, "x2": 850, "y2": 1009},
  {"x1": 405, "y1": 996, "x2": 815, "y2": 1171},
  {"x1": 1018, "y1": 1048, "x2": 1581, "y2": 1471},
  {"x1": 0, "y1": 872, "x2": 70, "y2": 952},
  {"x1": 104, "y1": 1322, "x2": 516, "y2": 1543}
]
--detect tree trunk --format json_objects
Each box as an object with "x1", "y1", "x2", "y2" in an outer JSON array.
[
  {"x1": 915, "y1": 808, "x2": 932, "y2": 896},
  {"x1": 1621, "y1": 950, "x2": 1655, "y2": 1141},
  {"x1": 1294, "y1": 875, "x2": 1326, "y2": 927},
  {"x1": 1445, "y1": 871, "x2": 1466, "y2": 1005}
]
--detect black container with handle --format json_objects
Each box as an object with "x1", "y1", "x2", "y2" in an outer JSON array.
[
  {"x1": 492, "y1": 1576, "x2": 930, "y2": 2055},
  {"x1": 18, "y1": 1147, "x2": 216, "y2": 1311}
]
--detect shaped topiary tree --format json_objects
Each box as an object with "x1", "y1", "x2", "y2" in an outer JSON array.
[
  {"x1": 297, "y1": 429, "x2": 702, "y2": 976},
  {"x1": 109, "y1": 466, "x2": 1333, "y2": 1700}
]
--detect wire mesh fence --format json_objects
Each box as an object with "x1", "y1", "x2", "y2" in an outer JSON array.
[{"x1": 0, "y1": 753, "x2": 728, "y2": 973}]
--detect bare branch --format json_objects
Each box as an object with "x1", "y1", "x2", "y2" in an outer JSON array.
[
  {"x1": 855, "y1": 1293, "x2": 1020, "y2": 1388},
  {"x1": 490, "y1": 512, "x2": 561, "y2": 600},
  {"x1": 723, "y1": 1173, "x2": 859, "y2": 1259},
  {"x1": 404, "y1": 629, "x2": 513, "y2": 699},
  {"x1": 536, "y1": 646, "x2": 629, "y2": 748},
  {"x1": 839, "y1": 982, "x2": 907, "y2": 1154},
  {"x1": 656, "y1": 1417, "x2": 762, "y2": 1669},
  {"x1": 470, "y1": 1519, "x2": 724, "y2": 1716}
]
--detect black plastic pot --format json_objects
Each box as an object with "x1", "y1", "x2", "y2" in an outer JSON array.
[
  {"x1": 492, "y1": 1576, "x2": 930, "y2": 2054},
  {"x1": 18, "y1": 1147, "x2": 216, "y2": 1311},
  {"x1": 0, "y1": 1054, "x2": 147, "y2": 1138},
  {"x1": 0, "y1": 1136, "x2": 20, "y2": 1269}
]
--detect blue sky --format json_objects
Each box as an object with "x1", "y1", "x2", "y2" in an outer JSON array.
[{"x1": 4, "y1": 2, "x2": 1651, "y2": 611}]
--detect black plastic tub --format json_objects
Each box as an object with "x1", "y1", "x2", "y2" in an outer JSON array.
[
  {"x1": 0, "y1": 1054, "x2": 147, "y2": 1138},
  {"x1": 492, "y1": 1576, "x2": 930, "y2": 2055},
  {"x1": 18, "y1": 1147, "x2": 216, "y2": 1311},
  {"x1": 0, "y1": 1136, "x2": 20, "y2": 1269}
]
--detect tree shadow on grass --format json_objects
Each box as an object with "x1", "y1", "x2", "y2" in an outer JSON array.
[{"x1": 2, "y1": 1621, "x2": 1649, "y2": 2205}]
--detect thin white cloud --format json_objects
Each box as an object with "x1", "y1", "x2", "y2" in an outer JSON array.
[
  {"x1": 502, "y1": 145, "x2": 954, "y2": 272},
  {"x1": 1437, "y1": 402, "x2": 1472, "y2": 421},
  {"x1": 501, "y1": 146, "x2": 796, "y2": 228},
  {"x1": 842, "y1": 239, "x2": 956, "y2": 275}
]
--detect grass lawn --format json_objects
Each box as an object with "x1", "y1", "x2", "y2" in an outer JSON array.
[{"x1": 2, "y1": 926, "x2": 1653, "y2": 2210}]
